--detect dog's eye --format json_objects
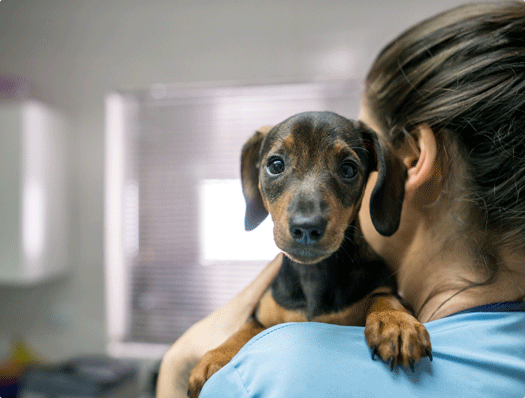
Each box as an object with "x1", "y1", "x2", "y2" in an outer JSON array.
[
  {"x1": 267, "y1": 157, "x2": 285, "y2": 176},
  {"x1": 340, "y1": 161, "x2": 358, "y2": 180}
]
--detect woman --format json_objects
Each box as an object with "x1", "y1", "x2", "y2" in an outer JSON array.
[{"x1": 158, "y1": 2, "x2": 525, "y2": 396}]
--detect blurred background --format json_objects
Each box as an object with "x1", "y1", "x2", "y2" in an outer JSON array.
[{"x1": 0, "y1": 0, "x2": 491, "y2": 395}]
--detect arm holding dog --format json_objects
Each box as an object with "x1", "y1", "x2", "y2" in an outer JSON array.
[{"x1": 157, "y1": 254, "x2": 281, "y2": 398}]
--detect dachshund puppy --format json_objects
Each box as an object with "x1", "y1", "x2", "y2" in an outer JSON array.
[{"x1": 188, "y1": 111, "x2": 432, "y2": 397}]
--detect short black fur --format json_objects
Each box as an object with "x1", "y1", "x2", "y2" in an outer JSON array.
[{"x1": 270, "y1": 225, "x2": 395, "y2": 319}]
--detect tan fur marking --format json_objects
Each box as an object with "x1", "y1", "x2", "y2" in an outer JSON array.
[
  {"x1": 331, "y1": 140, "x2": 359, "y2": 159},
  {"x1": 257, "y1": 290, "x2": 371, "y2": 327},
  {"x1": 281, "y1": 133, "x2": 295, "y2": 150},
  {"x1": 267, "y1": 189, "x2": 295, "y2": 250},
  {"x1": 256, "y1": 290, "x2": 307, "y2": 327},
  {"x1": 313, "y1": 296, "x2": 368, "y2": 326},
  {"x1": 364, "y1": 286, "x2": 407, "y2": 315}
]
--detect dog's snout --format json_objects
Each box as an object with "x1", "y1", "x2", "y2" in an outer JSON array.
[{"x1": 289, "y1": 215, "x2": 327, "y2": 245}]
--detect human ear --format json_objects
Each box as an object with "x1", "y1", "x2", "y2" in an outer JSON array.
[{"x1": 399, "y1": 124, "x2": 440, "y2": 194}]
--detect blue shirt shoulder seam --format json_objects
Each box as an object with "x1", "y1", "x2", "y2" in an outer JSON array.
[{"x1": 232, "y1": 364, "x2": 252, "y2": 398}]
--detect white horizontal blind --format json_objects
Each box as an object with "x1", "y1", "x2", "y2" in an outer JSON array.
[{"x1": 108, "y1": 81, "x2": 362, "y2": 346}]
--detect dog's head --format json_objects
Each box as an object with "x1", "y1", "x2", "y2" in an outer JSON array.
[{"x1": 241, "y1": 111, "x2": 406, "y2": 264}]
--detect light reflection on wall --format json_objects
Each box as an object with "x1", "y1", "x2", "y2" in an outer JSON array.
[
  {"x1": 23, "y1": 179, "x2": 45, "y2": 261},
  {"x1": 22, "y1": 102, "x2": 48, "y2": 279}
]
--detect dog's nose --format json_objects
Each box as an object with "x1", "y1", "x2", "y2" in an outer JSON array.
[{"x1": 289, "y1": 215, "x2": 327, "y2": 245}]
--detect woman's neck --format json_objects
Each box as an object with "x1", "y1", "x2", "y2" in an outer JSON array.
[{"x1": 396, "y1": 228, "x2": 525, "y2": 323}]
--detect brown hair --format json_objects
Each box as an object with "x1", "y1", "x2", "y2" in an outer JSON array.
[{"x1": 364, "y1": 1, "x2": 525, "y2": 251}]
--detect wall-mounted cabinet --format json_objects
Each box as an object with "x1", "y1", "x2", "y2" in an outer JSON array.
[{"x1": 0, "y1": 100, "x2": 68, "y2": 284}]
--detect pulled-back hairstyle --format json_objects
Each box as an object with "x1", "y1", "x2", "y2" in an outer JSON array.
[{"x1": 364, "y1": 1, "x2": 525, "y2": 250}]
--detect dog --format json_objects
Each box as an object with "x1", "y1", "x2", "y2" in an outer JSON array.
[{"x1": 188, "y1": 111, "x2": 432, "y2": 397}]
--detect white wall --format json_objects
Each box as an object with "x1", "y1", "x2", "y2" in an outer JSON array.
[{"x1": 0, "y1": 0, "x2": 479, "y2": 365}]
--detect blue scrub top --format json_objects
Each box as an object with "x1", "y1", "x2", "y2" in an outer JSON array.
[{"x1": 200, "y1": 302, "x2": 525, "y2": 397}]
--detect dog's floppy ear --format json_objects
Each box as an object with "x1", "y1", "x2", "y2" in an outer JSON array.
[
  {"x1": 360, "y1": 122, "x2": 407, "y2": 237},
  {"x1": 241, "y1": 126, "x2": 272, "y2": 231}
]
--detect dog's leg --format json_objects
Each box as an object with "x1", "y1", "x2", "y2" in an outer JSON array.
[
  {"x1": 188, "y1": 318, "x2": 265, "y2": 398},
  {"x1": 364, "y1": 287, "x2": 432, "y2": 371}
]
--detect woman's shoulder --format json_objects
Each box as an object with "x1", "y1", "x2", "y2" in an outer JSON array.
[{"x1": 200, "y1": 308, "x2": 525, "y2": 398}]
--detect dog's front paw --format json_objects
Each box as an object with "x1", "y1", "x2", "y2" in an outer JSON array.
[
  {"x1": 188, "y1": 348, "x2": 233, "y2": 398},
  {"x1": 364, "y1": 310, "x2": 432, "y2": 371}
]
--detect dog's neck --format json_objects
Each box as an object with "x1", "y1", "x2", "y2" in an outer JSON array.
[{"x1": 271, "y1": 224, "x2": 393, "y2": 319}]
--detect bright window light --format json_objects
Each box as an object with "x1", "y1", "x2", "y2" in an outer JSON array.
[{"x1": 199, "y1": 179, "x2": 279, "y2": 264}]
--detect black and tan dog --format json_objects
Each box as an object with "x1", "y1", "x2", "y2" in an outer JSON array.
[{"x1": 188, "y1": 111, "x2": 432, "y2": 397}]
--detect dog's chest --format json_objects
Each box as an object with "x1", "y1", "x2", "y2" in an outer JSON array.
[{"x1": 270, "y1": 256, "x2": 385, "y2": 321}]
